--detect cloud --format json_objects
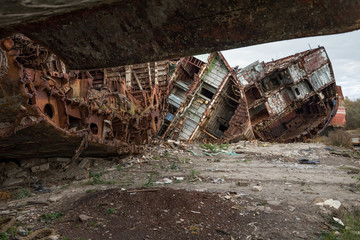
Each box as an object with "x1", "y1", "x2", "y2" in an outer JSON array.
[{"x1": 222, "y1": 30, "x2": 360, "y2": 99}]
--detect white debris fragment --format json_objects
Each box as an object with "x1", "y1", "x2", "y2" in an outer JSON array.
[
  {"x1": 315, "y1": 199, "x2": 341, "y2": 209},
  {"x1": 333, "y1": 217, "x2": 344, "y2": 226},
  {"x1": 252, "y1": 186, "x2": 262, "y2": 192}
]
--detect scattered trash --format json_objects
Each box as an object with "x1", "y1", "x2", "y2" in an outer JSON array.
[
  {"x1": 213, "y1": 178, "x2": 225, "y2": 184},
  {"x1": 227, "y1": 151, "x2": 239, "y2": 156},
  {"x1": 154, "y1": 178, "x2": 173, "y2": 185},
  {"x1": 190, "y1": 210, "x2": 201, "y2": 214},
  {"x1": 252, "y1": 186, "x2": 262, "y2": 192},
  {"x1": 224, "y1": 195, "x2": 231, "y2": 200},
  {"x1": 333, "y1": 217, "x2": 344, "y2": 226},
  {"x1": 79, "y1": 214, "x2": 93, "y2": 222},
  {"x1": 325, "y1": 147, "x2": 336, "y2": 151},
  {"x1": 315, "y1": 199, "x2": 341, "y2": 209},
  {"x1": 298, "y1": 159, "x2": 320, "y2": 164}
]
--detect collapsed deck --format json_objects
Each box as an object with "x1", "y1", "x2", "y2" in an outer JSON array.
[{"x1": 162, "y1": 47, "x2": 339, "y2": 143}]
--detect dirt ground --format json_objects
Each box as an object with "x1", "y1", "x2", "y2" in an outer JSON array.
[{"x1": 1, "y1": 141, "x2": 360, "y2": 239}]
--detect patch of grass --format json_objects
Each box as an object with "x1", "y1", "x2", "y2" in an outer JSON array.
[
  {"x1": 89, "y1": 220, "x2": 96, "y2": 227},
  {"x1": 41, "y1": 212, "x2": 64, "y2": 223},
  {"x1": 143, "y1": 172, "x2": 155, "y2": 188},
  {"x1": 188, "y1": 169, "x2": 200, "y2": 182},
  {"x1": 170, "y1": 162, "x2": 178, "y2": 170},
  {"x1": 320, "y1": 213, "x2": 360, "y2": 240},
  {"x1": 116, "y1": 165, "x2": 125, "y2": 171},
  {"x1": 219, "y1": 143, "x2": 229, "y2": 151},
  {"x1": 200, "y1": 143, "x2": 219, "y2": 153},
  {"x1": 61, "y1": 184, "x2": 70, "y2": 189},
  {"x1": 154, "y1": 155, "x2": 160, "y2": 160},
  {"x1": 87, "y1": 172, "x2": 115, "y2": 185},
  {"x1": 86, "y1": 189, "x2": 95, "y2": 194},
  {"x1": 0, "y1": 232, "x2": 8, "y2": 240},
  {"x1": 164, "y1": 152, "x2": 171, "y2": 158},
  {"x1": 6, "y1": 226, "x2": 17, "y2": 239},
  {"x1": 105, "y1": 208, "x2": 116, "y2": 215},
  {"x1": 11, "y1": 188, "x2": 31, "y2": 200},
  {"x1": 257, "y1": 200, "x2": 268, "y2": 206},
  {"x1": 87, "y1": 172, "x2": 104, "y2": 185}
]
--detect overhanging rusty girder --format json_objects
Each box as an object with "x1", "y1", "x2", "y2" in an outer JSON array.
[{"x1": 1, "y1": 0, "x2": 360, "y2": 69}]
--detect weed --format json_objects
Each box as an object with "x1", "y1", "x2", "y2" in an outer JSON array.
[
  {"x1": 188, "y1": 169, "x2": 200, "y2": 182},
  {"x1": 89, "y1": 220, "x2": 96, "y2": 227},
  {"x1": 164, "y1": 152, "x2": 171, "y2": 158},
  {"x1": 320, "y1": 212, "x2": 360, "y2": 240},
  {"x1": 61, "y1": 184, "x2": 70, "y2": 189},
  {"x1": 300, "y1": 182, "x2": 306, "y2": 187},
  {"x1": 41, "y1": 212, "x2": 64, "y2": 223},
  {"x1": 86, "y1": 189, "x2": 94, "y2": 194},
  {"x1": 154, "y1": 156, "x2": 160, "y2": 160},
  {"x1": 170, "y1": 162, "x2": 178, "y2": 170},
  {"x1": 87, "y1": 172, "x2": 104, "y2": 185},
  {"x1": 257, "y1": 200, "x2": 268, "y2": 206},
  {"x1": 143, "y1": 172, "x2": 155, "y2": 188},
  {"x1": 116, "y1": 165, "x2": 125, "y2": 171},
  {"x1": 6, "y1": 226, "x2": 17, "y2": 238},
  {"x1": 87, "y1": 172, "x2": 115, "y2": 185},
  {"x1": 325, "y1": 130, "x2": 352, "y2": 148},
  {"x1": 11, "y1": 188, "x2": 31, "y2": 199},
  {"x1": 200, "y1": 143, "x2": 219, "y2": 153},
  {"x1": 105, "y1": 208, "x2": 116, "y2": 215},
  {"x1": 0, "y1": 232, "x2": 8, "y2": 240}
]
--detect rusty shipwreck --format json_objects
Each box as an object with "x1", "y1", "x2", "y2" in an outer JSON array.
[
  {"x1": 0, "y1": 34, "x2": 170, "y2": 159},
  {"x1": 0, "y1": 33, "x2": 340, "y2": 160},
  {"x1": 161, "y1": 47, "x2": 339, "y2": 143}
]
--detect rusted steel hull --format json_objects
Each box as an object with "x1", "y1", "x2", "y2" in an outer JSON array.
[
  {"x1": 239, "y1": 47, "x2": 338, "y2": 142},
  {"x1": 0, "y1": 34, "x2": 169, "y2": 159},
  {"x1": 162, "y1": 47, "x2": 338, "y2": 143},
  {"x1": 329, "y1": 86, "x2": 346, "y2": 128},
  {"x1": 161, "y1": 52, "x2": 253, "y2": 142}
]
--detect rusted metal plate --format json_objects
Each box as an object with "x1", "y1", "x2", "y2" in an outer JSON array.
[{"x1": 329, "y1": 86, "x2": 346, "y2": 128}]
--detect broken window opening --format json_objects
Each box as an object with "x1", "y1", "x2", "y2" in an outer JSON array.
[
  {"x1": 158, "y1": 119, "x2": 171, "y2": 136},
  {"x1": 69, "y1": 116, "x2": 82, "y2": 130},
  {"x1": 249, "y1": 103, "x2": 270, "y2": 124},
  {"x1": 262, "y1": 75, "x2": 280, "y2": 92},
  {"x1": 90, "y1": 123, "x2": 99, "y2": 135},
  {"x1": 28, "y1": 98, "x2": 33, "y2": 105},
  {"x1": 169, "y1": 105, "x2": 178, "y2": 115},
  {"x1": 219, "y1": 123, "x2": 228, "y2": 132},
  {"x1": 295, "y1": 88, "x2": 300, "y2": 95},
  {"x1": 245, "y1": 86, "x2": 262, "y2": 105},
  {"x1": 44, "y1": 104, "x2": 54, "y2": 119},
  {"x1": 200, "y1": 87, "x2": 215, "y2": 100}
]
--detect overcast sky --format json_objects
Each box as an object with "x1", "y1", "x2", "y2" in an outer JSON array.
[{"x1": 222, "y1": 30, "x2": 360, "y2": 100}]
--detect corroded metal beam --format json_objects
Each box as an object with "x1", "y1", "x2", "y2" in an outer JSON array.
[{"x1": 1, "y1": 0, "x2": 360, "y2": 69}]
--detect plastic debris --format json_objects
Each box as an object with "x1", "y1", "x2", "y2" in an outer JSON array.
[{"x1": 298, "y1": 159, "x2": 320, "y2": 164}]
